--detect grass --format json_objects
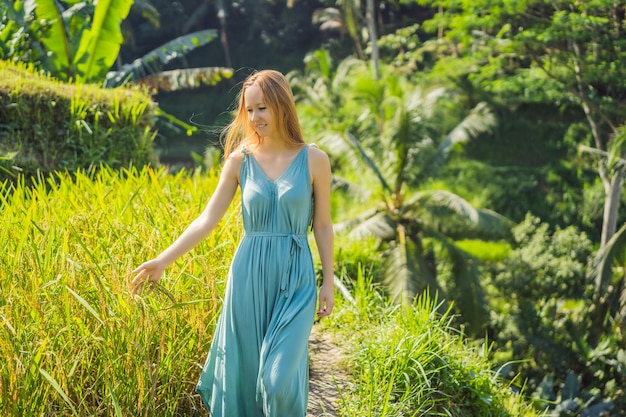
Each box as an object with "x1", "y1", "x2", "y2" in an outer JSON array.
[
  {"x1": 326, "y1": 270, "x2": 545, "y2": 417},
  {"x1": 0, "y1": 166, "x2": 238, "y2": 415},
  {"x1": 1, "y1": 60, "x2": 157, "y2": 182},
  {"x1": 0, "y1": 166, "x2": 541, "y2": 416}
]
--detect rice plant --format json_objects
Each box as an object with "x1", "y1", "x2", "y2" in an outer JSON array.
[
  {"x1": 0, "y1": 165, "x2": 543, "y2": 416},
  {"x1": 0, "y1": 166, "x2": 239, "y2": 415}
]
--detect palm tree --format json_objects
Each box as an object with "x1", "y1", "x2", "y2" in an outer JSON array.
[
  {"x1": 585, "y1": 125, "x2": 626, "y2": 340},
  {"x1": 305, "y1": 68, "x2": 509, "y2": 333}
]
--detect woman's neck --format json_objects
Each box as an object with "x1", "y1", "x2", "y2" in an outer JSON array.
[{"x1": 255, "y1": 136, "x2": 300, "y2": 152}]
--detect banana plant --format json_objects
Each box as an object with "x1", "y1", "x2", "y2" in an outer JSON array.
[
  {"x1": 0, "y1": 0, "x2": 46, "y2": 62},
  {"x1": 104, "y1": 29, "x2": 232, "y2": 89},
  {"x1": 33, "y1": 0, "x2": 134, "y2": 82},
  {"x1": 3, "y1": 0, "x2": 230, "y2": 89}
]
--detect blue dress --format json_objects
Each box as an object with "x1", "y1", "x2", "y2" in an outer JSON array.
[{"x1": 196, "y1": 145, "x2": 317, "y2": 416}]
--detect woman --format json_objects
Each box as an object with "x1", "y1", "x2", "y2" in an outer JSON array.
[{"x1": 130, "y1": 69, "x2": 335, "y2": 416}]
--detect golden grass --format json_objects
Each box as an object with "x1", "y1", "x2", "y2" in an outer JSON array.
[{"x1": 0, "y1": 166, "x2": 239, "y2": 415}]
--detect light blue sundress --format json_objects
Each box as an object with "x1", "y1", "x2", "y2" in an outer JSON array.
[{"x1": 196, "y1": 144, "x2": 317, "y2": 416}]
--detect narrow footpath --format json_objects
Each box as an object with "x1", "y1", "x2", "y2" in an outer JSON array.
[{"x1": 306, "y1": 325, "x2": 350, "y2": 417}]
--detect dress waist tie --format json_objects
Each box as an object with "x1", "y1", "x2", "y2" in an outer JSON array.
[{"x1": 244, "y1": 232, "x2": 308, "y2": 298}]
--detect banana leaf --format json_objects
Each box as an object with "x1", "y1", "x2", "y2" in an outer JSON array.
[{"x1": 74, "y1": 0, "x2": 133, "y2": 82}]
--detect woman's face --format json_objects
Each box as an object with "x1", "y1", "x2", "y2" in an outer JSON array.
[{"x1": 244, "y1": 85, "x2": 276, "y2": 140}]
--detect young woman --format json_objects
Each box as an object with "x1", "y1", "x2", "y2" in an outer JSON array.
[{"x1": 130, "y1": 69, "x2": 335, "y2": 416}]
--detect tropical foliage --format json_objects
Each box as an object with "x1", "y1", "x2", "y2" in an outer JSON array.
[
  {"x1": 0, "y1": 60, "x2": 157, "y2": 181},
  {"x1": 293, "y1": 54, "x2": 510, "y2": 334},
  {"x1": 1, "y1": 0, "x2": 134, "y2": 82},
  {"x1": 407, "y1": 0, "x2": 626, "y2": 246},
  {"x1": 486, "y1": 215, "x2": 622, "y2": 415},
  {"x1": 4, "y1": 0, "x2": 626, "y2": 415},
  {"x1": 326, "y1": 278, "x2": 542, "y2": 416},
  {"x1": 0, "y1": 0, "x2": 231, "y2": 90}
]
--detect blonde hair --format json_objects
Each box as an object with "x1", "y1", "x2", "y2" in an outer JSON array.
[{"x1": 222, "y1": 70, "x2": 305, "y2": 158}]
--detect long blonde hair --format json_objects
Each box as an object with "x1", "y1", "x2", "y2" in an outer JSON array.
[{"x1": 222, "y1": 70, "x2": 305, "y2": 158}]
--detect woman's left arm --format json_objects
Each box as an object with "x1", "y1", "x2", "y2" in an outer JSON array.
[{"x1": 310, "y1": 147, "x2": 335, "y2": 317}]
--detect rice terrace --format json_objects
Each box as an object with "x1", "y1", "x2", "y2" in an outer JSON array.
[{"x1": 1, "y1": 0, "x2": 625, "y2": 416}]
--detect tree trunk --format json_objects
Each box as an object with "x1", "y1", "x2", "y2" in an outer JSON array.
[
  {"x1": 215, "y1": 0, "x2": 232, "y2": 68},
  {"x1": 601, "y1": 171, "x2": 624, "y2": 246},
  {"x1": 366, "y1": 0, "x2": 379, "y2": 80}
]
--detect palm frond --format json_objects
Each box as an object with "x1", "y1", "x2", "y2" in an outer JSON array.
[
  {"x1": 334, "y1": 209, "x2": 395, "y2": 241},
  {"x1": 588, "y1": 221, "x2": 626, "y2": 295},
  {"x1": 580, "y1": 126, "x2": 626, "y2": 174},
  {"x1": 407, "y1": 190, "x2": 512, "y2": 238},
  {"x1": 330, "y1": 174, "x2": 371, "y2": 200},
  {"x1": 409, "y1": 189, "x2": 478, "y2": 220},
  {"x1": 474, "y1": 208, "x2": 514, "y2": 237},
  {"x1": 316, "y1": 132, "x2": 353, "y2": 158},
  {"x1": 104, "y1": 29, "x2": 219, "y2": 87},
  {"x1": 304, "y1": 47, "x2": 333, "y2": 79},
  {"x1": 346, "y1": 131, "x2": 392, "y2": 193},
  {"x1": 433, "y1": 232, "x2": 489, "y2": 334},
  {"x1": 332, "y1": 57, "x2": 366, "y2": 91},
  {"x1": 383, "y1": 235, "x2": 443, "y2": 304},
  {"x1": 405, "y1": 86, "x2": 446, "y2": 116},
  {"x1": 333, "y1": 207, "x2": 379, "y2": 235},
  {"x1": 131, "y1": 0, "x2": 160, "y2": 28},
  {"x1": 427, "y1": 102, "x2": 495, "y2": 174},
  {"x1": 588, "y1": 222, "x2": 626, "y2": 335}
]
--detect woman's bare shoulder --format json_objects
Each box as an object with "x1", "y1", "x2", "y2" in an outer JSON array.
[
  {"x1": 221, "y1": 151, "x2": 244, "y2": 177},
  {"x1": 307, "y1": 144, "x2": 331, "y2": 175},
  {"x1": 307, "y1": 143, "x2": 329, "y2": 162}
]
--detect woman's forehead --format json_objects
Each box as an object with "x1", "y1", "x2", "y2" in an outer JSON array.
[{"x1": 244, "y1": 85, "x2": 264, "y2": 105}]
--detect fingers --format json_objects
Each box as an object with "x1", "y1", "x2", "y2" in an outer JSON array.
[
  {"x1": 130, "y1": 266, "x2": 156, "y2": 295},
  {"x1": 130, "y1": 267, "x2": 146, "y2": 292},
  {"x1": 317, "y1": 295, "x2": 334, "y2": 317}
]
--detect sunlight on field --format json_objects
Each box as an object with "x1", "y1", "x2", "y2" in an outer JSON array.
[{"x1": 0, "y1": 167, "x2": 239, "y2": 415}]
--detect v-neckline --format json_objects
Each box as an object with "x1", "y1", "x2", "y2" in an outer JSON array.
[{"x1": 249, "y1": 145, "x2": 308, "y2": 183}]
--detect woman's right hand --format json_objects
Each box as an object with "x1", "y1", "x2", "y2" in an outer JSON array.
[{"x1": 130, "y1": 259, "x2": 167, "y2": 295}]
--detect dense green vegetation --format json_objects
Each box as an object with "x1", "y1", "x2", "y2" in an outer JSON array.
[
  {"x1": 3, "y1": 0, "x2": 626, "y2": 415},
  {"x1": 326, "y1": 273, "x2": 542, "y2": 416},
  {"x1": 0, "y1": 61, "x2": 157, "y2": 181},
  {"x1": 0, "y1": 167, "x2": 538, "y2": 415}
]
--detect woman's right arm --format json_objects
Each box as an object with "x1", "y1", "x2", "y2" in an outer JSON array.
[{"x1": 130, "y1": 154, "x2": 241, "y2": 294}]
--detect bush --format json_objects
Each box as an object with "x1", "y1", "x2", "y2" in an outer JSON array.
[
  {"x1": 327, "y1": 282, "x2": 542, "y2": 416},
  {"x1": 0, "y1": 60, "x2": 158, "y2": 182},
  {"x1": 487, "y1": 215, "x2": 625, "y2": 415}
]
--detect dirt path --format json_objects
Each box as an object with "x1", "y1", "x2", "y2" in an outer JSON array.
[{"x1": 307, "y1": 324, "x2": 350, "y2": 417}]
